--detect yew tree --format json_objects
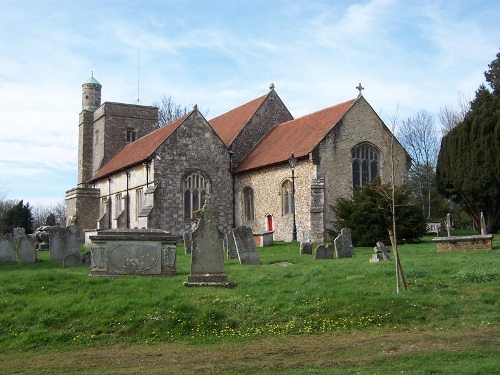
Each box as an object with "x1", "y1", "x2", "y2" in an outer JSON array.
[{"x1": 436, "y1": 50, "x2": 500, "y2": 233}]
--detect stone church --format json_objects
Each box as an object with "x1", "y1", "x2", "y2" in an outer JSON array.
[{"x1": 65, "y1": 76, "x2": 410, "y2": 243}]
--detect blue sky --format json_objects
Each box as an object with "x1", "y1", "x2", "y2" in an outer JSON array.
[{"x1": 0, "y1": 0, "x2": 498, "y2": 206}]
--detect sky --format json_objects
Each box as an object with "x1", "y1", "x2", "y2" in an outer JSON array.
[{"x1": 0, "y1": 0, "x2": 499, "y2": 207}]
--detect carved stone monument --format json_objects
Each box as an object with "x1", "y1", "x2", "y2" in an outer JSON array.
[
  {"x1": 89, "y1": 229, "x2": 177, "y2": 276},
  {"x1": 334, "y1": 228, "x2": 354, "y2": 258},
  {"x1": 184, "y1": 196, "x2": 232, "y2": 287}
]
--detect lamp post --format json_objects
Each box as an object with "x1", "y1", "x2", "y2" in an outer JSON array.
[{"x1": 288, "y1": 152, "x2": 297, "y2": 241}]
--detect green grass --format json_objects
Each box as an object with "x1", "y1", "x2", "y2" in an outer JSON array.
[{"x1": 0, "y1": 234, "x2": 498, "y2": 374}]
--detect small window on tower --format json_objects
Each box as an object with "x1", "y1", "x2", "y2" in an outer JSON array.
[{"x1": 127, "y1": 129, "x2": 137, "y2": 143}]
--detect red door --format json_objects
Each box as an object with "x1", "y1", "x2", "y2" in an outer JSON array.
[{"x1": 267, "y1": 215, "x2": 273, "y2": 232}]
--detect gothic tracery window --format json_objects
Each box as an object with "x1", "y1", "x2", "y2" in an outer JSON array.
[
  {"x1": 352, "y1": 143, "x2": 379, "y2": 189},
  {"x1": 243, "y1": 187, "x2": 254, "y2": 222},
  {"x1": 184, "y1": 171, "x2": 210, "y2": 219},
  {"x1": 282, "y1": 180, "x2": 293, "y2": 215}
]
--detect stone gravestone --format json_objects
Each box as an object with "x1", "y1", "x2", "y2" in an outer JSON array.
[
  {"x1": 50, "y1": 226, "x2": 80, "y2": 262},
  {"x1": 370, "y1": 242, "x2": 391, "y2": 262},
  {"x1": 334, "y1": 228, "x2": 354, "y2": 258},
  {"x1": 49, "y1": 226, "x2": 65, "y2": 261},
  {"x1": 314, "y1": 244, "x2": 334, "y2": 259},
  {"x1": 63, "y1": 253, "x2": 81, "y2": 267},
  {"x1": 224, "y1": 230, "x2": 238, "y2": 259},
  {"x1": 480, "y1": 212, "x2": 487, "y2": 235},
  {"x1": 300, "y1": 241, "x2": 312, "y2": 255},
  {"x1": 0, "y1": 235, "x2": 16, "y2": 262},
  {"x1": 183, "y1": 230, "x2": 192, "y2": 255},
  {"x1": 233, "y1": 226, "x2": 260, "y2": 265},
  {"x1": 184, "y1": 196, "x2": 232, "y2": 287},
  {"x1": 17, "y1": 236, "x2": 37, "y2": 263}
]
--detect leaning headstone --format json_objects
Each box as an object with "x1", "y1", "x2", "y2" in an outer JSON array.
[
  {"x1": 183, "y1": 230, "x2": 192, "y2": 255},
  {"x1": 63, "y1": 253, "x2": 81, "y2": 267},
  {"x1": 370, "y1": 241, "x2": 391, "y2": 262},
  {"x1": 65, "y1": 225, "x2": 80, "y2": 256},
  {"x1": 314, "y1": 244, "x2": 333, "y2": 259},
  {"x1": 334, "y1": 228, "x2": 354, "y2": 258},
  {"x1": 233, "y1": 226, "x2": 260, "y2": 265},
  {"x1": 17, "y1": 236, "x2": 36, "y2": 263},
  {"x1": 224, "y1": 230, "x2": 238, "y2": 259},
  {"x1": 300, "y1": 241, "x2": 312, "y2": 255},
  {"x1": 0, "y1": 235, "x2": 16, "y2": 262},
  {"x1": 184, "y1": 196, "x2": 232, "y2": 287}
]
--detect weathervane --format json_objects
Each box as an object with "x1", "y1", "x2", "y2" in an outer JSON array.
[{"x1": 356, "y1": 83, "x2": 364, "y2": 97}]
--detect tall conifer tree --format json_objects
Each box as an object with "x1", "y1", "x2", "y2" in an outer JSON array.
[{"x1": 436, "y1": 51, "x2": 500, "y2": 233}]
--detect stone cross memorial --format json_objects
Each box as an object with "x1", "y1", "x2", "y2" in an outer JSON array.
[
  {"x1": 370, "y1": 241, "x2": 391, "y2": 262},
  {"x1": 184, "y1": 196, "x2": 232, "y2": 287}
]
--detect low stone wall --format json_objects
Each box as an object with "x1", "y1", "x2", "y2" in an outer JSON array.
[{"x1": 432, "y1": 235, "x2": 494, "y2": 252}]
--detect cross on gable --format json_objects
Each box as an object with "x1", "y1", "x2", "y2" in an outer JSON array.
[{"x1": 356, "y1": 83, "x2": 364, "y2": 97}]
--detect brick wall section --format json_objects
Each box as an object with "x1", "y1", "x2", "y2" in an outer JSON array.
[
  {"x1": 146, "y1": 110, "x2": 233, "y2": 236},
  {"x1": 433, "y1": 235, "x2": 493, "y2": 252},
  {"x1": 92, "y1": 102, "x2": 158, "y2": 177},
  {"x1": 231, "y1": 91, "x2": 293, "y2": 163}
]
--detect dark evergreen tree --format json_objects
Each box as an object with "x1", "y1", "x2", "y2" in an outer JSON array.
[
  {"x1": 436, "y1": 50, "x2": 500, "y2": 233},
  {"x1": 0, "y1": 200, "x2": 34, "y2": 234},
  {"x1": 331, "y1": 179, "x2": 426, "y2": 246}
]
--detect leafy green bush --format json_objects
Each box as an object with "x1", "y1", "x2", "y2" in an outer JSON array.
[{"x1": 331, "y1": 179, "x2": 426, "y2": 246}]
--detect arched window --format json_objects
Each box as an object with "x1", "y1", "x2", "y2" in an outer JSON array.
[
  {"x1": 184, "y1": 171, "x2": 210, "y2": 219},
  {"x1": 282, "y1": 180, "x2": 293, "y2": 215},
  {"x1": 243, "y1": 187, "x2": 254, "y2": 222},
  {"x1": 351, "y1": 143, "x2": 379, "y2": 189}
]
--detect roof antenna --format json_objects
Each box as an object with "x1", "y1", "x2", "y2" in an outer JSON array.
[{"x1": 136, "y1": 49, "x2": 140, "y2": 104}]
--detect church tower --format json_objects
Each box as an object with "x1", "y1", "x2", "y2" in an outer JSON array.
[{"x1": 78, "y1": 75, "x2": 101, "y2": 185}]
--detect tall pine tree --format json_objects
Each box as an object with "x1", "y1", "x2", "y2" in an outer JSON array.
[{"x1": 436, "y1": 51, "x2": 500, "y2": 233}]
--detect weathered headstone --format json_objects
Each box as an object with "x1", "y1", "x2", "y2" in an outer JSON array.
[
  {"x1": 370, "y1": 241, "x2": 391, "y2": 262},
  {"x1": 63, "y1": 253, "x2": 81, "y2": 267},
  {"x1": 0, "y1": 235, "x2": 16, "y2": 262},
  {"x1": 17, "y1": 236, "x2": 36, "y2": 263},
  {"x1": 49, "y1": 226, "x2": 65, "y2": 261},
  {"x1": 224, "y1": 230, "x2": 238, "y2": 259},
  {"x1": 334, "y1": 228, "x2": 354, "y2": 258},
  {"x1": 184, "y1": 196, "x2": 232, "y2": 287},
  {"x1": 183, "y1": 230, "x2": 192, "y2": 255},
  {"x1": 232, "y1": 226, "x2": 260, "y2": 265},
  {"x1": 300, "y1": 241, "x2": 312, "y2": 255},
  {"x1": 314, "y1": 244, "x2": 334, "y2": 259}
]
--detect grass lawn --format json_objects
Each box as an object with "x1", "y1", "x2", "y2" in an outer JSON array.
[{"x1": 0, "y1": 231, "x2": 498, "y2": 374}]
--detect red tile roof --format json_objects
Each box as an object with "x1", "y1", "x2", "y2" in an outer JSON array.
[
  {"x1": 89, "y1": 113, "x2": 189, "y2": 182},
  {"x1": 209, "y1": 94, "x2": 268, "y2": 146},
  {"x1": 234, "y1": 98, "x2": 358, "y2": 173}
]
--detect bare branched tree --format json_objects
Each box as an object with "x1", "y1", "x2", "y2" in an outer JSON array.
[
  {"x1": 31, "y1": 201, "x2": 66, "y2": 229},
  {"x1": 439, "y1": 93, "x2": 471, "y2": 136},
  {"x1": 153, "y1": 95, "x2": 210, "y2": 128},
  {"x1": 397, "y1": 110, "x2": 440, "y2": 219}
]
